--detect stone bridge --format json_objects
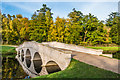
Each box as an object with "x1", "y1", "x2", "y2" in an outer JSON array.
[{"x1": 16, "y1": 41, "x2": 103, "y2": 78}]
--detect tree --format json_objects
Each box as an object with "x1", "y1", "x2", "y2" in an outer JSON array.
[
  {"x1": 109, "y1": 17, "x2": 120, "y2": 44},
  {"x1": 16, "y1": 14, "x2": 22, "y2": 19},
  {"x1": 48, "y1": 17, "x2": 66, "y2": 42},
  {"x1": 68, "y1": 8, "x2": 83, "y2": 23},
  {"x1": 2, "y1": 15, "x2": 11, "y2": 44},
  {"x1": 29, "y1": 4, "x2": 53, "y2": 42},
  {"x1": 0, "y1": 11, "x2": 2, "y2": 44},
  {"x1": 106, "y1": 12, "x2": 117, "y2": 27},
  {"x1": 82, "y1": 13, "x2": 98, "y2": 42},
  {"x1": 81, "y1": 13, "x2": 108, "y2": 45},
  {"x1": 67, "y1": 8, "x2": 83, "y2": 44},
  {"x1": 86, "y1": 22, "x2": 109, "y2": 45},
  {"x1": 106, "y1": 12, "x2": 120, "y2": 45}
]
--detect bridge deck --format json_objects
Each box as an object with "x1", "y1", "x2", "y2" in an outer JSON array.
[{"x1": 53, "y1": 48, "x2": 120, "y2": 74}]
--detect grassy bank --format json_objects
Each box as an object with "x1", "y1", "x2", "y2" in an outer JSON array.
[
  {"x1": 86, "y1": 47, "x2": 119, "y2": 51},
  {"x1": 0, "y1": 46, "x2": 16, "y2": 58},
  {"x1": 31, "y1": 59, "x2": 120, "y2": 79},
  {"x1": 86, "y1": 46, "x2": 120, "y2": 59}
]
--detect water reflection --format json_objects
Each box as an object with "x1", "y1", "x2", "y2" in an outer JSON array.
[
  {"x1": 0, "y1": 56, "x2": 2, "y2": 79},
  {"x1": 2, "y1": 57, "x2": 28, "y2": 79}
]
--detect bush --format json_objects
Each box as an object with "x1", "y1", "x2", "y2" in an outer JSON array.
[
  {"x1": 80, "y1": 42, "x2": 88, "y2": 46},
  {"x1": 112, "y1": 51, "x2": 120, "y2": 59}
]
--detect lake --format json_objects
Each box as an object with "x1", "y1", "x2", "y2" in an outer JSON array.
[{"x1": 2, "y1": 57, "x2": 29, "y2": 79}]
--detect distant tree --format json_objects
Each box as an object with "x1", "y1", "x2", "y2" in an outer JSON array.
[
  {"x1": 82, "y1": 13, "x2": 98, "y2": 42},
  {"x1": 2, "y1": 16, "x2": 10, "y2": 44},
  {"x1": 106, "y1": 12, "x2": 117, "y2": 27},
  {"x1": 68, "y1": 8, "x2": 83, "y2": 44},
  {"x1": 81, "y1": 13, "x2": 108, "y2": 45},
  {"x1": 68, "y1": 8, "x2": 83, "y2": 23},
  {"x1": 63, "y1": 18, "x2": 72, "y2": 44},
  {"x1": 109, "y1": 17, "x2": 120, "y2": 45},
  {"x1": 87, "y1": 21, "x2": 110, "y2": 45},
  {"x1": 106, "y1": 12, "x2": 120, "y2": 45},
  {"x1": 16, "y1": 14, "x2": 22, "y2": 19},
  {"x1": 48, "y1": 17, "x2": 65, "y2": 42},
  {"x1": 30, "y1": 4, "x2": 53, "y2": 42},
  {"x1": 0, "y1": 11, "x2": 2, "y2": 44},
  {"x1": 19, "y1": 18, "x2": 29, "y2": 41}
]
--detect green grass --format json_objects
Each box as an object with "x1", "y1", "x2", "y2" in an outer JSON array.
[
  {"x1": 86, "y1": 47, "x2": 119, "y2": 51},
  {"x1": 31, "y1": 59, "x2": 120, "y2": 79},
  {"x1": 86, "y1": 47, "x2": 120, "y2": 59},
  {"x1": 0, "y1": 46, "x2": 17, "y2": 58}
]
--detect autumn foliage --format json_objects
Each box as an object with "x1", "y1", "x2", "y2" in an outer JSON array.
[{"x1": 1, "y1": 4, "x2": 119, "y2": 45}]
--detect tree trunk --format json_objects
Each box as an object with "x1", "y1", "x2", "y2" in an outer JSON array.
[
  {"x1": 18, "y1": 39, "x2": 21, "y2": 44},
  {"x1": 6, "y1": 37, "x2": 8, "y2": 44},
  {"x1": 83, "y1": 31, "x2": 87, "y2": 42}
]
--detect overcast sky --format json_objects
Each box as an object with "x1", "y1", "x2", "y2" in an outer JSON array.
[{"x1": 1, "y1": 1, "x2": 119, "y2": 21}]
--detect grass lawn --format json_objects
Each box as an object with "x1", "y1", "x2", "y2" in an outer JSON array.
[
  {"x1": 86, "y1": 47, "x2": 119, "y2": 51},
  {"x1": 31, "y1": 59, "x2": 120, "y2": 79},
  {"x1": 86, "y1": 47, "x2": 120, "y2": 59},
  {"x1": 0, "y1": 46, "x2": 17, "y2": 58}
]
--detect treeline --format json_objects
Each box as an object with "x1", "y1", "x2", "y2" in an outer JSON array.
[{"x1": 1, "y1": 4, "x2": 120, "y2": 45}]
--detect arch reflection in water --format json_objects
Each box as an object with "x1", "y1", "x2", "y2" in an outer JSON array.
[
  {"x1": 25, "y1": 49, "x2": 31, "y2": 68},
  {"x1": 18, "y1": 51, "x2": 20, "y2": 57},
  {"x1": 45, "y1": 61, "x2": 61, "y2": 74},
  {"x1": 33, "y1": 52, "x2": 42, "y2": 73},
  {"x1": 21, "y1": 49, "x2": 24, "y2": 62}
]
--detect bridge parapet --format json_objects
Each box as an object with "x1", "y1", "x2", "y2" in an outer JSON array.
[{"x1": 42, "y1": 41, "x2": 103, "y2": 55}]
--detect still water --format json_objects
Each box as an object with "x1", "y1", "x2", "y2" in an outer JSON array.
[{"x1": 2, "y1": 57, "x2": 29, "y2": 79}]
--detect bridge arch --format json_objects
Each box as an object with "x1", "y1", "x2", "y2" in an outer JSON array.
[
  {"x1": 18, "y1": 51, "x2": 20, "y2": 57},
  {"x1": 45, "y1": 61, "x2": 61, "y2": 74},
  {"x1": 21, "y1": 49, "x2": 24, "y2": 62},
  {"x1": 33, "y1": 52, "x2": 42, "y2": 73},
  {"x1": 25, "y1": 49, "x2": 31, "y2": 68}
]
